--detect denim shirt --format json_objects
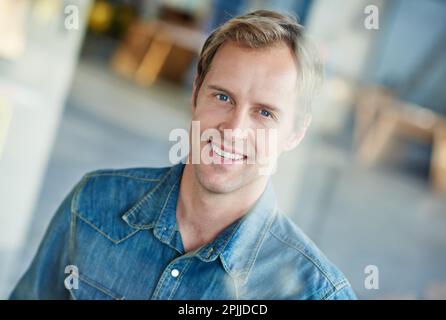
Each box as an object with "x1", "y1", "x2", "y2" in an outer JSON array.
[{"x1": 10, "y1": 163, "x2": 356, "y2": 300}]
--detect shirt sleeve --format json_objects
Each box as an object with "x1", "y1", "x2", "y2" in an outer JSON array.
[{"x1": 9, "y1": 177, "x2": 86, "y2": 300}]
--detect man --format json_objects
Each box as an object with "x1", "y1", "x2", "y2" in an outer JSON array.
[{"x1": 11, "y1": 10, "x2": 356, "y2": 300}]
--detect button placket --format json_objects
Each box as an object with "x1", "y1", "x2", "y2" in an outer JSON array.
[{"x1": 151, "y1": 257, "x2": 192, "y2": 299}]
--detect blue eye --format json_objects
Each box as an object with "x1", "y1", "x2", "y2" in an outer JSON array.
[
  {"x1": 216, "y1": 94, "x2": 230, "y2": 102},
  {"x1": 260, "y1": 109, "x2": 272, "y2": 118}
]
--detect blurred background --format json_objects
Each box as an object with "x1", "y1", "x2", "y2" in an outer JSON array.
[{"x1": 1, "y1": 0, "x2": 446, "y2": 300}]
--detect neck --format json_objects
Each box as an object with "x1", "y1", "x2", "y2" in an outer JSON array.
[{"x1": 176, "y1": 164, "x2": 267, "y2": 252}]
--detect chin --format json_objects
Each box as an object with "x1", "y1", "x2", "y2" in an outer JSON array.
[{"x1": 193, "y1": 163, "x2": 254, "y2": 194}]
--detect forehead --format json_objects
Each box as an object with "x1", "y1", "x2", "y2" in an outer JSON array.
[{"x1": 204, "y1": 41, "x2": 299, "y2": 102}]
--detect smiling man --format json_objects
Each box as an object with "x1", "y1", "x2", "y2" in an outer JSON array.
[{"x1": 11, "y1": 10, "x2": 356, "y2": 300}]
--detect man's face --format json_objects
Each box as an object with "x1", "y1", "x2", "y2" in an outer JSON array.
[{"x1": 190, "y1": 41, "x2": 305, "y2": 194}]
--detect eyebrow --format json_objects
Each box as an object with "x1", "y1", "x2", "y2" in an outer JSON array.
[
  {"x1": 207, "y1": 84, "x2": 282, "y2": 115},
  {"x1": 207, "y1": 84, "x2": 236, "y2": 99}
]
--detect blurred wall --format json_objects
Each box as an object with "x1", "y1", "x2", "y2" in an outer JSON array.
[
  {"x1": 369, "y1": 0, "x2": 446, "y2": 114},
  {"x1": 0, "y1": 0, "x2": 91, "y2": 255}
]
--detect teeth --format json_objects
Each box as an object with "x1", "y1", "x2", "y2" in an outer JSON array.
[{"x1": 212, "y1": 143, "x2": 243, "y2": 161}]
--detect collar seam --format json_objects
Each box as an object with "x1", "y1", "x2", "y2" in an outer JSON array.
[
  {"x1": 222, "y1": 204, "x2": 278, "y2": 282},
  {"x1": 154, "y1": 180, "x2": 180, "y2": 242},
  {"x1": 198, "y1": 215, "x2": 246, "y2": 262},
  {"x1": 121, "y1": 166, "x2": 178, "y2": 228},
  {"x1": 240, "y1": 204, "x2": 278, "y2": 276}
]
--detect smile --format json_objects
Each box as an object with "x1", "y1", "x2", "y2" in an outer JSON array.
[{"x1": 211, "y1": 142, "x2": 245, "y2": 161}]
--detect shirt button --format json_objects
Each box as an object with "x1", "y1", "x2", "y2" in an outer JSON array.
[{"x1": 171, "y1": 269, "x2": 180, "y2": 278}]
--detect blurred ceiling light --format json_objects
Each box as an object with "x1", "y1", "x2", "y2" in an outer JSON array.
[
  {"x1": 89, "y1": 0, "x2": 114, "y2": 33},
  {"x1": 0, "y1": 0, "x2": 28, "y2": 60},
  {"x1": 32, "y1": 0, "x2": 61, "y2": 26}
]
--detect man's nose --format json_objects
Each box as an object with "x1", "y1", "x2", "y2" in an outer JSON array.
[{"x1": 218, "y1": 108, "x2": 250, "y2": 140}]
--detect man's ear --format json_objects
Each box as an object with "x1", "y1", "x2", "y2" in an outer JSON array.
[
  {"x1": 191, "y1": 74, "x2": 198, "y2": 112},
  {"x1": 283, "y1": 130, "x2": 305, "y2": 151},
  {"x1": 284, "y1": 114, "x2": 312, "y2": 151}
]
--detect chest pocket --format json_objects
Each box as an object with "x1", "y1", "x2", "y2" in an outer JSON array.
[{"x1": 68, "y1": 273, "x2": 125, "y2": 300}]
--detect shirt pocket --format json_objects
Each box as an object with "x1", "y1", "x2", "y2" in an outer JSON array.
[{"x1": 68, "y1": 273, "x2": 125, "y2": 300}]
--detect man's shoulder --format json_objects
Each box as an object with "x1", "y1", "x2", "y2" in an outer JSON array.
[
  {"x1": 76, "y1": 165, "x2": 172, "y2": 205},
  {"x1": 252, "y1": 210, "x2": 355, "y2": 299},
  {"x1": 84, "y1": 165, "x2": 172, "y2": 182},
  {"x1": 67, "y1": 165, "x2": 174, "y2": 243}
]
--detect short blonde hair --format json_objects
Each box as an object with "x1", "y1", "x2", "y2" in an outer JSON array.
[{"x1": 194, "y1": 10, "x2": 323, "y2": 126}]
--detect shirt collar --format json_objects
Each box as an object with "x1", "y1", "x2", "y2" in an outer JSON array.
[
  {"x1": 122, "y1": 163, "x2": 278, "y2": 283},
  {"x1": 218, "y1": 181, "x2": 278, "y2": 284},
  {"x1": 122, "y1": 163, "x2": 183, "y2": 242}
]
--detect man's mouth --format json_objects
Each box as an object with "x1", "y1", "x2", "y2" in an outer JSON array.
[{"x1": 209, "y1": 140, "x2": 246, "y2": 161}]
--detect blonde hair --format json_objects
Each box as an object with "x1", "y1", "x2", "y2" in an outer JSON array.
[{"x1": 194, "y1": 10, "x2": 323, "y2": 126}]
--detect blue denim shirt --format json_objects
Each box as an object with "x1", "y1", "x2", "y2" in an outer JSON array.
[{"x1": 10, "y1": 163, "x2": 356, "y2": 300}]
